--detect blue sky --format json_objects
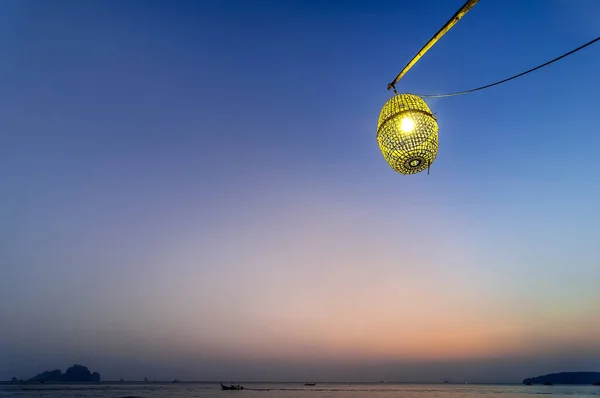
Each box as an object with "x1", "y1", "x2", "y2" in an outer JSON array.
[{"x1": 1, "y1": 0, "x2": 599, "y2": 382}]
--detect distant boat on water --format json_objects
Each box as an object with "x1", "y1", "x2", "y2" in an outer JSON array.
[
  {"x1": 593, "y1": 382, "x2": 600, "y2": 386},
  {"x1": 525, "y1": 382, "x2": 532, "y2": 386},
  {"x1": 304, "y1": 382, "x2": 316, "y2": 386},
  {"x1": 221, "y1": 383, "x2": 243, "y2": 390},
  {"x1": 544, "y1": 382, "x2": 553, "y2": 386}
]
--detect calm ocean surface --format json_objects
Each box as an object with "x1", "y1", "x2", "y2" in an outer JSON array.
[{"x1": 1, "y1": 383, "x2": 599, "y2": 398}]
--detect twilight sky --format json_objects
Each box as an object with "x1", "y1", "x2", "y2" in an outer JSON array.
[{"x1": 1, "y1": 0, "x2": 599, "y2": 383}]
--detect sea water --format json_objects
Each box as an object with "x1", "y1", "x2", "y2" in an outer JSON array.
[{"x1": 1, "y1": 383, "x2": 599, "y2": 398}]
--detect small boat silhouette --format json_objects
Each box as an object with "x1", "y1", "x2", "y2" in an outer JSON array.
[{"x1": 221, "y1": 383, "x2": 243, "y2": 390}]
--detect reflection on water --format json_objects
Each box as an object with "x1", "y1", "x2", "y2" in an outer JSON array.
[{"x1": 1, "y1": 383, "x2": 599, "y2": 398}]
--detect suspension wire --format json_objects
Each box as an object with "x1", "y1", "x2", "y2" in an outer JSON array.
[
  {"x1": 418, "y1": 35, "x2": 600, "y2": 98},
  {"x1": 387, "y1": 0, "x2": 479, "y2": 91}
]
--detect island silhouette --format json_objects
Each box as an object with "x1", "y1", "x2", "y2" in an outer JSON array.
[
  {"x1": 523, "y1": 372, "x2": 600, "y2": 385},
  {"x1": 24, "y1": 364, "x2": 100, "y2": 383}
]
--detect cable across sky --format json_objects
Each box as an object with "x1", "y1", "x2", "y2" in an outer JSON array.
[{"x1": 418, "y1": 35, "x2": 600, "y2": 98}]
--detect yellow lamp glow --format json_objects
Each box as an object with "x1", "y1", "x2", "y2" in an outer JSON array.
[
  {"x1": 399, "y1": 117, "x2": 415, "y2": 133},
  {"x1": 377, "y1": 93, "x2": 438, "y2": 175}
]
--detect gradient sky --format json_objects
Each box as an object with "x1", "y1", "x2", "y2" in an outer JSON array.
[{"x1": 1, "y1": 0, "x2": 600, "y2": 383}]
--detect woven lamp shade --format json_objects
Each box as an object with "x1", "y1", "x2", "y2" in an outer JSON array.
[{"x1": 377, "y1": 94, "x2": 439, "y2": 174}]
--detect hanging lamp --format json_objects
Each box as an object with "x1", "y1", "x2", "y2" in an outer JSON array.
[
  {"x1": 377, "y1": 94, "x2": 438, "y2": 175},
  {"x1": 378, "y1": 0, "x2": 478, "y2": 175},
  {"x1": 377, "y1": 0, "x2": 600, "y2": 175}
]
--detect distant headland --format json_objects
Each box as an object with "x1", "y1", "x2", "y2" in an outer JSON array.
[
  {"x1": 12, "y1": 364, "x2": 100, "y2": 383},
  {"x1": 523, "y1": 372, "x2": 600, "y2": 385}
]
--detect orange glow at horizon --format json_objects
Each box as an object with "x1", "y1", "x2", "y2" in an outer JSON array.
[{"x1": 87, "y1": 191, "x2": 600, "y2": 366}]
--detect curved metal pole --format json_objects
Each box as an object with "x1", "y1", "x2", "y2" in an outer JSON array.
[{"x1": 387, "y1": 0, "x2": 479, "y2": 90}]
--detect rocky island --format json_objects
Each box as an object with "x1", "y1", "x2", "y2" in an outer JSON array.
[
  {"x1": 523, "y1": 372, "x2": 600, "y2": 385},
  {"x1": 26, "y1": 364, "x2": 100, "y2": 382}
]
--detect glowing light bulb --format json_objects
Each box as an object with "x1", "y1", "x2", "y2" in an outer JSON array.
[
  {"x1": 377, "y1": 94, "x2": 438, "y2": 175},
  {"x1": 399, "y1": 117, "x2": 415, "y2": 133}
]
